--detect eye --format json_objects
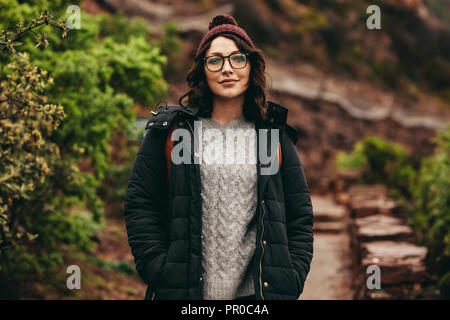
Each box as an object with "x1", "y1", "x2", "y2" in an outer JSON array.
[
  {"x1": 232, "y1": 54, "x2": 246, "y2": 62},
  {"x1": 207, "y1": 57, "x2": 222, "y2": 65}
]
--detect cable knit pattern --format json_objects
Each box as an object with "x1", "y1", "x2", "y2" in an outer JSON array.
[{"x1": 198, "y1": 115, "x2": 258, "y2": 300}]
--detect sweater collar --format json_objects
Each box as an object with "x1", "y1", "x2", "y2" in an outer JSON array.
[
  {"x1": 198, "y1": 114, "x2": 248, "y2": 129},
  {"x1": 184, "y1": 101, "x2": 288, "y2": 126}
]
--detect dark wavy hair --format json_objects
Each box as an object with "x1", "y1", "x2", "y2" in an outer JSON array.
[{"x1": 179, "y1": 33, "x2": 269, "y2": 123}]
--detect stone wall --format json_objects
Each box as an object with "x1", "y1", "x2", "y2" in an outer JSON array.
[{"x1": 333, "y1": 170, "x2": 431, "y2": 299}]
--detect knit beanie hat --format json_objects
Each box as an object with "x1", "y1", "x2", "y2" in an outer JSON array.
[{"x1": 195, "y1": 14, "x2": 256, "y2": 58}]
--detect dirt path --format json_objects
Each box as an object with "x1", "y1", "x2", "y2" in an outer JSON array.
[
  {"x1": 300, "y1": 195, "x2": 355, "y2": 300},
  {"x1": 300, "y1": 233, "x2": 354, "y2": 300}
]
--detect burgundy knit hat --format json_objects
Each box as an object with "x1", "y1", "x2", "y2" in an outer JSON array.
[{"x1": 195, "y1": 14, "x2": 255, "y2": 58}]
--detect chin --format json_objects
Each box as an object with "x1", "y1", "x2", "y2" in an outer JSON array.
[
  {"x1": 221, "y1": 92, "x2": 240, "y2": 98},
  {"x1": 214, "y1": 90, "x2": 246, "y2": 100}
]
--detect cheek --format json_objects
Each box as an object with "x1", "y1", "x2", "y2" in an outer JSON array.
[
  {"x1": 242, "y1": 70, "x2": 251, "y2": 88},
  {"x1": 242, "y1": 67, "x2": 251, "y2": 84},
  {"x1": 204, "y1": 68, "x2": 216, "y2": 84},
  {"x1": 205, "y1": 73, "x2": 221, "y2": 94}
]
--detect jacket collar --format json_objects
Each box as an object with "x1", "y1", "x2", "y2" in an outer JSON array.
[
  {"x1": 184, "y1": 100, "x2": 288, "y2": 127},
  {"x1": 146, "y1": 100, "x2": 294, "y2": 142},
  {"x1": 181, "y1": 101, "x2": 290, "y2": 202},
  {"x1": 180, "y1": 104, "x2": 200, "y2": 117}
]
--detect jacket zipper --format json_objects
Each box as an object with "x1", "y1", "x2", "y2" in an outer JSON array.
[
  {"x1": 186, "y1": 118, "x2": 204, "y2": 299},
  {"x1": 186, "y1": 119, "x2": 195, "y2": 145},
  {"x1": 151, "y1": 291, "x2": 155, "y2": 300},
  {"x1": 259, "y1": 199, "x2": 266, "y2": 300},
  {"x1": 186, "y1": 119, "x2": 201, "y2": 181}
]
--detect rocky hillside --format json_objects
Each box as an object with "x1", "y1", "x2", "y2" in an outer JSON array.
[{"x1": 83, "y1": 0, "x2": 450, "y2": 192}]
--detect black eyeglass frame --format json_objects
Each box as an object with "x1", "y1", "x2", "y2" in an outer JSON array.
[{"x1": 203, "y1": 52, "x2": 250, "y2": 72}]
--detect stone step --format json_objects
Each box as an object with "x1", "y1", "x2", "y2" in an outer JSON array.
[
  {"x1": 346, "y1": 185, "x2": 402, "y2": 218},
  {"x1": 348, "y1": 184, "x2": 388, "y2": 199},
  {"x1": 313, "y1": 221, "x2": 348, "y2": 234},
  {"x1": 345, "y1": 184, "x2": 431, "y2": 299},
  {"x1": 351, "y1": 214, "x2": 416, "y2": 243},
  {"x1": 350, "y1": 197, "x2": 401, "y2": 218},
  {"x1": 332, "y1": 168, "x2": 363, "y2": 193},
  {"x1": 311, "y1": 195, "x2": 348, "y2": 222},
  {"x1": 364, "y1": 283, "x2": 425, "y2": 300},
  {"x1": 360, "y1": 241, "x2": 428, "y2": 285}
]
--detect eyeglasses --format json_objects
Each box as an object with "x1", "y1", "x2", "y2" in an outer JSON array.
[{"x1": 203, "y1": 52, "x2": 249, "y2": 72}]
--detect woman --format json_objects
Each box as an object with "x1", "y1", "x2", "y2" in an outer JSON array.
[{"x1": 124, "y1": 14, "x2": 314, "y2": 300}]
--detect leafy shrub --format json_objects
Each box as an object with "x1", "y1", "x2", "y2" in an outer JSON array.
[
  {"x1": 0, "y1": 1, "x2": 169, "y2": 298},
  {"x1": 337, "y1": 131, "x2": 450, "y2": 297},
  {"x1": 410, "y1": 126, "x2": 450, "y2": 297},
  {"x1": 98, "y1": 140, "x2": 139, "y2": 214},
  {"x1": 336, "y1": 136, "x2": 420, "y2": 199},
  {"x1": 160, "y1": 21, "x2": 183, "y2": 79},
  {"x1": 74, "y1": 253, "x2": 137, "y2": 276},
  {"x1": 336, "y1": 141, "x2": 367, "y2": 170},
  {"x1": 95, "y1": 14, "x2": 151, "y2": 43},
  {"x1": 0, "y1": 9, "x2": 93, "y2": 297}
]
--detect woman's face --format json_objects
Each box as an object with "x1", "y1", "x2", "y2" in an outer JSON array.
[{"x1": 203, "y1": 36, "x2": 251, "y2": 100}]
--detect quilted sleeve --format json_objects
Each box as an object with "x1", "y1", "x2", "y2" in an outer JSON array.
[
  {"x1": 123, "y1": 127, "x2": 169, "y2": 291},
  {"x1": 280, "y1": 127, "x2": 314, "y2": 296}
]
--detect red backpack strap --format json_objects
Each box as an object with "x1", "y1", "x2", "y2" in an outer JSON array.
[
  {"x1": 165, "y1": 122, "x2": 177, "y2": 179},
  {"x1": 278, "y1": 142, "x2": 282, "y2": 169}
]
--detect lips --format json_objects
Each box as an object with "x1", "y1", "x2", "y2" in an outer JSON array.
[{"x1": 220, "y1": 79, "x2": 238, "y2": 84}]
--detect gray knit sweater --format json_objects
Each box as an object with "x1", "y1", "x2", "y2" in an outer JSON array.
[{"x1": 198, "y1": 115, "x2": 258, "y2": 300}]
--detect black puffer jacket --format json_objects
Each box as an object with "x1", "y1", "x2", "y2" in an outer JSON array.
[{"x1": 124, "y1": 101, "x2": 314, "y2": 300}]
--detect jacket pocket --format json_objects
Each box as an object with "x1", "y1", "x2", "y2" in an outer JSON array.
[
  {"x1": 144, "y1": 257, "x2": 168, "y2": 300},
  {"x1": 145, "y1": 286, "x2": 157, "y2": 300},
  {"x1": 292, "y1": 268, "x2": 302, "y2": 297}
]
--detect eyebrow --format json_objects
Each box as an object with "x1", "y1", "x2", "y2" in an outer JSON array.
[{"x1": 208, "y1": 50, "x2": 241, "y2": 56}]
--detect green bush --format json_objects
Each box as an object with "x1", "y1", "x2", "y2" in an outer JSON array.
[
  {"x1": 159, "y1": 21, "x2": 183, "y2": 79},
  {"x1": 96, "y1": 14, "x2": 152, "y2": 43},
  {"x1": 336, "y1": 136, "x2": 420, "y2": 199},
  {"x1": 337, "y1": 131, "x2": 450, "y2": 297},
  {"x1": 336, "y1": 141, "x2": 367, "y2": 170},
  {"x1": 74, "y1": 253, "x2": 137, "y2": 276},
  {"x1": 410, "y1": 126, "x2": 450, "y2": 297},
  {"x1": 98, "y1": 140, "x2": 139, "y2": 210},
  {"x1": 0, "y1": 1, "x2": 169, "y2": 298},
  {"x1": 0, "y1": 10, "x2": 92, "y2": 297}
]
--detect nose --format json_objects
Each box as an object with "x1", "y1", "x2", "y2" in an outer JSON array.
[{"x1": 222, "y1": 57, "x2": 233, "y2": 72}]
